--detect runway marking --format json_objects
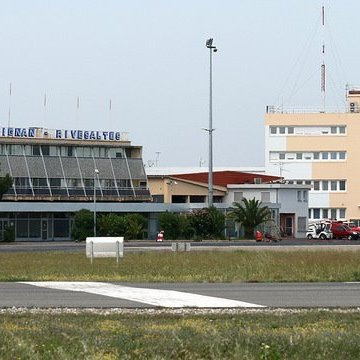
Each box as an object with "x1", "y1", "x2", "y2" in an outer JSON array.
[{"x1": 19, "y1": 282, "x2": 265, "y2": 308}]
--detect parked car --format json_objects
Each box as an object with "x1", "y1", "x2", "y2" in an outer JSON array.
[
  {"x1": 343, "y1": 221, "x2": 360, "y2": 233},
  {"x1": 330, "y1": 223, "x2": 359, "y2": 240},
  {"x1": 306, "y1": 222, "x2": 332, "y2": 240}
]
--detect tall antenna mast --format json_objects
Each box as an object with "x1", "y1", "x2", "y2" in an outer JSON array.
[
  {"x1": 321, "y1": 4, "x2": 326, "y2": 112},
  {"x1": 8, "y1": 83, "x2": 12, "y2": 127}
]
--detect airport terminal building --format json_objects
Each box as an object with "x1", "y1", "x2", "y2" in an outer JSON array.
[{"x1": 0, "y1": 126, "x2": 151, "y2": 241}]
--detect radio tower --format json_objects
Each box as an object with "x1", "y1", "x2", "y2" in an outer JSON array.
[{"x1": 321, "y1": 4, "x2": 326, "y2": 112}]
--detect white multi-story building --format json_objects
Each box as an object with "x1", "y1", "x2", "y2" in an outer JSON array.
[{"x1": 265, "y1": 89, "x2": 360, "y2": 223}]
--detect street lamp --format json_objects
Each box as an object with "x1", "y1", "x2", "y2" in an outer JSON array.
[
  {"x1": 94, "y1": 168, "x2": 99, "y2": 236},
  {"x1": 205, "y1": 38, "x2": 217, "y2": 207}
]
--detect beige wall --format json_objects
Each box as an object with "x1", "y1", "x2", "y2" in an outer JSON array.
[
  {"x1": 147, "y1": 176, "x2": 226, "y2": 203},
  {"x1": 265, "y1": 111, "x2": 360, "y2": 219}
]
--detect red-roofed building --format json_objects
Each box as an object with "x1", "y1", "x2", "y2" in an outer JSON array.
[{"x1": 147, "y1": 170, "x2": 310, "y2": 238}]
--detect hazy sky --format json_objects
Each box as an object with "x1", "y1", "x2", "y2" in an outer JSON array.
[{"x1": 0, "y1": 1, "x2": 358, "y2": 167}]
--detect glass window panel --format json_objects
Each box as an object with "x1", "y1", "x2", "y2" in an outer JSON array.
[
  {"x1": 313, "y1": 152, "x2": 320, "y2": 160},
  {"x1": 313, "y1": 209, "x2": 320, "y2": 219},
  {"x1": 279, "y1": 153, "x2": 285, "y2": 160},
  {"x1": 296, "y1": 153, "x2": 302, "y2": 160},
  {"x1": 16, "y1": 219, "x2": 28, "y2": 238},
  {"x1": 29, "y1": 219, "x2": 41, "y2": 238},
  {"x1": 339, "y1": 126, "x2": 346, "y2": 134},
  {"x1": 331, "y1": 181, "x2": 337, "y2": 191},
  {"x1": 279, "y1": 127, "x2": 285, "y2": 134},
  {"x1": 322, "y1": 209, "x2": 329, "y2": 219},
  {"x1": 331, "y1": 209, "x2": 337, "y2": 219},
  {"x1": 288, "y1": 127, "x2": 294, "y2": 134},
  {"x1": 313, "y1": 181, "x2": 320, "y2": 191},
  {"x1": 339, "y1": 209, "x2": 346, "y2": 219},
  {"x1": 270, "y1": 127, "x2": 277, "y2": 134},
  {"x1": 330, "y1": 152, "x2": 337, "y2": 160},
  {"x1": 54, "y1": 219, "x2": 70, "y2": 238},
  {"x1": 322, "y1": 152, "x2": 328, "y2": 160},
  {"x1": 339, "y1": 180, "x2": 346, "y2": 191},
  {"x1": 339, "y1": 152, "x2": 346, "y2": 160},
  {"x1": 330, "y1": 126, "x2": 337, "y2": 134},
  {"x1": 322, "y1": 181, "x2": 329, "y2": 191}
]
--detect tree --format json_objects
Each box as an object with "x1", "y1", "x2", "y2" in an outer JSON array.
[
  {"x1": 71, "y1": 209, "x2": 94, "y2": 241},
  {"x1": 98, "y1": 213, "x2": 126, "y2": 237},
  {"x1": 0, "y1": 174, "x2": 13, "y2": 200},
  {"x1": 159, "y1": 212, "x2": 181, "y2": 240},
  {"x1": 158, "y1": 212, "x2": 194, "y2": 240},
  {"x1": 227, "y1": 198, "x2": 272, "y2": 239},
  {"x1": 190, "y1": 207, "x2": 225, "y2": 240},
  {"x1": 124, "y1": 213, "x2": 147, "y2": 240}
]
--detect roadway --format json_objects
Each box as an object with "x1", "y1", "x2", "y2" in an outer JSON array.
[
  {"x1": 0, "y1": 282, "x2": 359, "y2": 308},
  {"x1": 1, "y1": 239, "x2": 360, "y2": 253}
]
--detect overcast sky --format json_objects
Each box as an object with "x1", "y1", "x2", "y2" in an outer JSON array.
[{"x1": 0, "y1": 1, "x2": 358, "y2": 167}]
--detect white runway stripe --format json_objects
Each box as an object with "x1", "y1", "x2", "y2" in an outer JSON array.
[{"x1": 20, "y1": 282, "x2": 265, "y2": 308}]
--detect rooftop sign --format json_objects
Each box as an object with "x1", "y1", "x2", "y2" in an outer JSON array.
[{"x1": 0, "y1": 127, "x2": 127, "y2": 142}]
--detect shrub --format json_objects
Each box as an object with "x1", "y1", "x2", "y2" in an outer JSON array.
[{"x1": 71, "y1": 209, "x2": 94, "y2": 241}]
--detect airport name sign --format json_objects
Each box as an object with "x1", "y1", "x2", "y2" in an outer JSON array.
[{"x1": 0, "y1": 127, "x2": 122, "y2": 141}]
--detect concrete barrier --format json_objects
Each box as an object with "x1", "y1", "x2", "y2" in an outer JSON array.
[
  {"x1": 86, "y1": 237, "x2": 124, "y2": 263},
  {"x1": 171, "y1": 242, "x2": 191, "y2": 252}
]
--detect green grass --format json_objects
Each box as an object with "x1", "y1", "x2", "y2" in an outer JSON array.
[
  {"x1": 0, "y1": 310, "x2": 360, "y2": 359},
  {"x1": 1, "y1": 250, "x2": 360, "y2": 282}
]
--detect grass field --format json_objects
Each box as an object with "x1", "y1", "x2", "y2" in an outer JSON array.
[
  {"x1": 0, "y1": 250, "x2": 360, "y2": 282},
  {"x1": 1, "y1": 309, "x2": 360, "y2": 359},
  {"x1": 1, "y1": 250, "x2": 360, "y2": 359}
]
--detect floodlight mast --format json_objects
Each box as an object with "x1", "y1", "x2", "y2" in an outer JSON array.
[{"x1": 206, "y1": 38, "x2": 217, "y2": 207}]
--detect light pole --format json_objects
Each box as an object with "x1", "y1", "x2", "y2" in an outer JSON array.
[
  {"x1": 206, "y1": 38, "x2": 217, "y2": 207},
  {"x1": 94, "y1": 168, "x2": 99, "y2": 237}
]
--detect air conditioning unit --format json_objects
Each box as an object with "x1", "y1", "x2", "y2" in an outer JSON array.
[
  {"x1": 350, "y1": 102, "x2": 357, "y2": 113},
  {"x1": 254, "y1": 178, "x2": 262, "y2": 184}
]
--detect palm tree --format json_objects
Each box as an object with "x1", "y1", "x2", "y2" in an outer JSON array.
[{"x1": 227, "y1": 198, "x2": 272, "y2": 239}]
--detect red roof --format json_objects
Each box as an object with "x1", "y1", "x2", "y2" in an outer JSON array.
[{"x1": 172, "y1": 171, "x2": 281, "y2": 187}]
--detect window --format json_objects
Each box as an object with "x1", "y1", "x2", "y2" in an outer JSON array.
[
  {"x1": 279, "y1": 127, "x2": 286, "y2": 134},
  {"x1": 331, "y1": 181, "x2": 337, "y2": 191},
  {"x1": 322, "y1": 181, "x2": 328, "y2": 191},
  {"x1": 67, "y1": 147, "x2": 74, "y2": 157},
  {"x1": 330, "y1": 152, "x2": 337, "y2": 160},
  {"x1": 41, "y1": 145, "x2": 50, "y2": 156},
  {"x1": 279, "y1": 153, "x2": 285, "y2": 160},
  {"x1": 297, "y1": 191, "x2": 302, "y2": 202},
  {"x1": 339, "y1": 152, "x2": 346, "y2": 160},
  {"x1": 313, "y1": 152, "x2": 320, "y2": 160},
  {"x1": 296, "y1": 153, "x2": 302, "y2": 160},
  {"x1": 323, "y1": 209, "x2": 329, "y2": 219},
  {"x1": 288, "y1": 127, "x2": 294, "y2": 134},
  {"x1": 322, "y1": 152, "x2": 328, "y2": 160},
  {"x1": 270, "y1": 127, "x2": 277, "y2": 134},
  {"x1": 339, "y1": 208, "x2": 346, "y2": 219},
  {"x1": 339, "y1": 180, "x2": 346, "y2": 191},
  {"x1": 234, "y1": 192, "x2": 244, "y2": 202},
  {"x1": 331, "y1": 209, "x2": 337, "y2": 219},
  {"x1": 339, "y1": 126, "x2": 346, "y2": 134},
  {"x1": 261, "y1": 192, "x2": 270, "y2": 202},
  {"x1": 313, "y1": 181, "x2": 320, "y2": 191},
  {"x1": 32, "y1": 145, "x2": 40, "y2": 156},
  {"x1": 331, "y1": 126, "x2": 337, "y2": 134},
  {"x1": 313, "y1": 209, "x2": 320, "y2": 219},
  {"x1": 302, "y1": 191, "x2": 307, "y2": 201}
]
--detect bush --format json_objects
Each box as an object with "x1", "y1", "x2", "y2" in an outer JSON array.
[
  {"x1": 3, "y1": 225, "x2": 15, "y2": 242},
  {"x1": 98, "y1": 213, "x2": 126, "y2": 237},
  {"x1": 71, "y1": 209, "x2": 94, "y2": 241},
  {"x1": 159, "y1": 212, "x2": 194, "y2": 240},
  {"x1": 124, "y1": 214, "x2": 147, "y2": 240},
  {"x1": 190, "y1": 207, "x2": 225, "y2": 240}
]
